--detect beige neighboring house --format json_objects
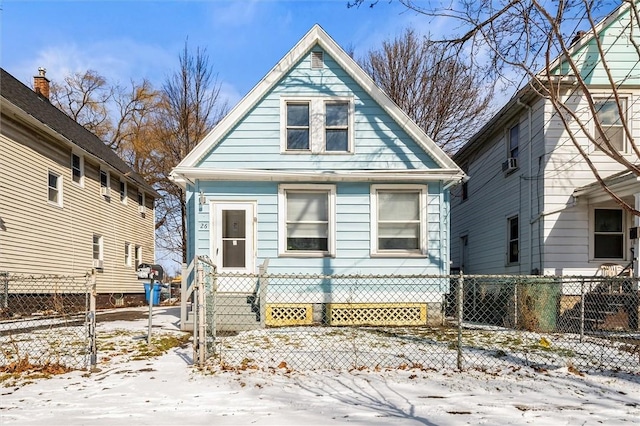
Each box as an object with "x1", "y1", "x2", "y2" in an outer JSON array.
[{"x1": 0, "y1": 67, "x2": 158, "y2": 301}]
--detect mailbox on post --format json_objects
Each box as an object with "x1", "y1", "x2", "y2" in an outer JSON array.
[
  {"x1": 136, "y1": 263, "x2": 164, "y2": 281},
  {"x1": 137, "y1": 263, "x2": 164, "y2": 306}
]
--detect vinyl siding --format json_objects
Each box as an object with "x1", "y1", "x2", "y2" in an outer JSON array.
[
  {"x1": 193, "y1": 181, "x2": 448, "y2": 276},
  {"x1": 198, "y1": 46, "x2": 439, "y2": 171},
  {"x1": 0, "y1": 111, "x2": 155, "y2": 294},
  {"x1": 540, "y1": 88, "x2": 638, "y2": 274}
]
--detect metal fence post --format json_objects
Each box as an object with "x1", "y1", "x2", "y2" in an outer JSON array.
[
  {"x1": 1, "y1": 272, "x2": 8, "y2": 310},
  {"x1": 457, "y1": 272, "x2": 464, "y2": 370},
  {"x1": 514, "y1": 279, "x2": 518, "y2": 328},
  {"x1": 580, "y1": 278, "x2": 585, "y2": 342},
  {"x1": 88, "y1": 269, "x2": 97, "y2": 369},
  {"x1": 197, "y1": 262, "x2": 206, "y2": 367}
]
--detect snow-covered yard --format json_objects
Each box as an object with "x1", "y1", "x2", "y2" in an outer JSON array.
[{"x1": 1, "y1": 306, "x2": 639, "y2": 425}]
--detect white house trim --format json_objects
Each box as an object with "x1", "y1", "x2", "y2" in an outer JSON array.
[
  {"x1": 171, "y1": 168, "x2": 464, "y2": 188},
  {"x1": 173, "y1": 24, "x2": 461, "y2": 173}
]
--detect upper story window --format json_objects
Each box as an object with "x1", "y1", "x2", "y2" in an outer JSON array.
[
  {"x1": 594, "y1": 98, "x2": 626, "y2": 153},
  {"x1": 593, "y1": 208, "x2": 624, "y2": 259},
  {"x1": 325, "y1": 102, "x2": 349, "y2": 152},
  {"x1": 281, "y1": 97, "x2": 354, "y2": 154},
  {"x1": 507, "y1": 215, "x2": 519, "y2": 264},
  {"x1": 508, "y1": 124, "x2": 519, "y2": 159},
  {"x1": 100, "y1": 169, "x2": 111, "y2": 198},
  {"x1": 278, "y1": 184, "x2": 336, "y2": 257},
  {"x1": 119, "y1": 180, "x2": 127, "y2": 204},
  {"x1": 461, "y1": 163, "x2": 469, "y2": 201},
  {"x1": 370, "y1": 184, "x2": 427, "y2": 256},
  {"x1": 286, "y1": 102, "x2": 310, "y2": 150},
  {"x1": 138, "y1": 191, "x2": 147, "y2": 215},
  {"x1": 71, "y1": 153, "x2": 84, "y2": 186},
  {"x1": 48, "y1": 170, "x2": 63, "y2": 207}
]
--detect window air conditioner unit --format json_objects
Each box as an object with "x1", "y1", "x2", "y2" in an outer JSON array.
[
  {"x1": 93, "y1": 259, "x2": 104, "y2": 269},
  {"x1": 139, "y1": 205, "x2": 146, "y2": 214},
  {"x1": 502, "y1": 157, "x2": 518, "y2": 173},
  {"x1": 100, "y1": 187, "x2": 111, "y2": 197}
]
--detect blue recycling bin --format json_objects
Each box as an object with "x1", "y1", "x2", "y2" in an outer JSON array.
[{"x1": 144, "y1": 282, "x2": 162, "y2": 306}]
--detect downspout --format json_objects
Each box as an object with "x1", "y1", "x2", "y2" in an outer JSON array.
[{"x1": 516, "y1": 98, "x2": 533, "y2": 274}]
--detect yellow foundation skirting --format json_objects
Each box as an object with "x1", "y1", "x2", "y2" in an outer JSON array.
[
  {"x1": 266, "y1": 304, "x2": 313, "y2": 326},
  {"x1": 327, "y1": 303, "x2": 427, "y2": 326}
]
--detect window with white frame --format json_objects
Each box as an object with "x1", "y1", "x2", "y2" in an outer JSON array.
[
  {"x1": 285, "y1": 102, "x2": 310, "y2": 150},
  {"x1": 508, "y1": 123, "x2": 519, "y2": 159},
  {"x1": 119, "y1": 179, "x2": 127, "y2": 204},
  {"x1": 124, "y1": 242, "x2": 132, "y2": 267},
  {"x1": 48, "y1": 171, "x2": 62, "y2": 207},
  {"x1": 593, "y1": 208, "x2": 624, "y2": 259},
  {"x1": 92, "y1": 234, "x2": 103, "y2": 261},
  {"x1": 282, "y1": 97, "x2": 353, "y2": 153},
  {"x1": 594, "y1": 98, "x2": 626, "y2": 152},
  {"x1": 279, "y1": 184, "x2": 335, "y2": 256},
  {"x1": 371, "y1": 185, "x2": 427, "y2": 255},
  {"x1": 71, "y1": 153, "x2": 83, "y2": 185},
  {"x1": 100, "y1": 169, "x2": 110, "y2": 197},
  {"x1": 135, "y1": 245, "x2": 142, "y2": 269},
  {"x1": 507, "y1": 215, "x2": 519, "y2": 264},
  {"x1": 325, "y1": 102, "x2": 349, "y2": 152}
]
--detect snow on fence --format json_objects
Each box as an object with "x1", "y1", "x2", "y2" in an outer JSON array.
[
  {"x1": 0, "y1": 271, "x2": 96, "y2": 372},
  {"x1": 189, "y1": 260, "x2": 639, "y2": 373}
]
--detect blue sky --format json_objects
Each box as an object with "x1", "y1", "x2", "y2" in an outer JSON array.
[{"x1": 1, "y1": 0, "x2": 436, "y2": 107}]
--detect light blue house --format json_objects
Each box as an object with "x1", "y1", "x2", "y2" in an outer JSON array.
[{"x1": 171, "y1": 25, "x2": 465, "y2": 329}]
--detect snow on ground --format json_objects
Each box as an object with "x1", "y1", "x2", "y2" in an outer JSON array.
[{"x1": 1, "y1": 306, "x2": 639, "y2": 425}]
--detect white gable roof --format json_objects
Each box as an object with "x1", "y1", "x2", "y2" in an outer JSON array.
[{"x1": 174, "y1": 24, "x2": 461, "y2": 173}]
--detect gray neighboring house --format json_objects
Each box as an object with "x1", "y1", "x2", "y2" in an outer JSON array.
[{"x1": 0, "y1": 68, "x2": 158, "y2": 303}]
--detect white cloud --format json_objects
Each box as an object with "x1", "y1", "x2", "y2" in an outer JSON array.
[{"x1": 11, "y1": 38, "x2": 175, "y2": 90}]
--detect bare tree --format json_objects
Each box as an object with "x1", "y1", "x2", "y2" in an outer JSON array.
[
  {"x1": 156, "y1": 41, "x2": 229, "y2": 263},
  {"x1": 359, "y1": 28, "x2": 493, "y2": 154},
  {"x1": 50, "y1": 70, "x2": 113, "y2": 143},
  {"x1": 352, "y1": 0, "x2": 640, "y2": 216}
]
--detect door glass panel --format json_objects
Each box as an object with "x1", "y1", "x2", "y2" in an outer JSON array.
[
  {"x1": 223, "y1": 210, "x2": 246, "y2": 238},
  {"x1": 223, "y1": 240, "x2": 246, "y2": 268},
  {"x1": 222, "y1": 210, "x2": 246, "y2": 268}
]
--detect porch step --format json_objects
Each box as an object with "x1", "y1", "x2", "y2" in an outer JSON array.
[{"x1": 215, "y1": 292, "x2": 261, "y2": 332}]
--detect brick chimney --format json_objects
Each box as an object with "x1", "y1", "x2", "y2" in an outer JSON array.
[{"x1": 33, "y1": 67, "x2": 50, "y2": 99}]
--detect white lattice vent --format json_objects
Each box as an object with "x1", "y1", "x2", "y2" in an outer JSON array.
[
  {"x1": 328, "y1": 303, "x2": 427, "y2": 326},
  {"x1": 266, "y1": 304, "x2": 313, "y2": 326}
]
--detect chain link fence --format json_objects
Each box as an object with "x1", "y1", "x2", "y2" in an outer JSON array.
[
  {"x1": 190, "y1": 261, "x2": 639, "y2": 373},
  {"x1": 0, "y1": 272, "x2": 96, "y2": 372}
]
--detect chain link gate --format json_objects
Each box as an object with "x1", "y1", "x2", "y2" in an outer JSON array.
[
  {"x1": 0, "y1": 271, "x2": 97, "y2": 372},
  {"x1": 191, "y1": 266, "x2": 639, "y2": 373}
]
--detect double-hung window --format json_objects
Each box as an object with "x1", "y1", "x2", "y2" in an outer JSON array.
[
  {"x1": 48, "y1": 170, "x2": 63, "y2": 207},
  {"x1": 508, "y1": 124, "x2": 519, "y2": 159},
  {"x1": 371, "y1": 185, "x2": 427, "y2": 255},
  {"x1": 282, "y1": 97, "x2": 353, "y2": 153},
  {"x1": 119, "y1": 180, "x2": 127, "y2": 204},
  {"x1": 286, "y1": 102, "x2": 310, "y2": 150},
  {"x1": 135, "y1": 245, "x2": 142, "y2": 269},
  {"x1": 325, "y1": 102, "x2": 349, "y2": 151},
  {"x1": 124, "y1": 242, "x2": 132, "y2": 267},
  {"x1": 71, "y1": 153, "x2": 83, "y2": 185},
  {"x1": 100, "y1": 169, "x2": 110, "y2": 197},
  {"x1": 593, "y1": 208, "x2": 624, "y2": 259},
  {"x1": 93, "y1": 234, "x2": 103, "y2": 269},
  {"x1": 279, "y1": 184, "x2": 335, "y2": 256},
  {"x1": 507, "y1": 215, "x2": 519, "y2": 264},
  {"x1": 594, "y1": 98, "x2": 626, "y2": 152}
]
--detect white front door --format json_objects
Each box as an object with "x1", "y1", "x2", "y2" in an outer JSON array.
[{"x1": 211, "y1": 202, "x2": 256, "y2": 292}]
